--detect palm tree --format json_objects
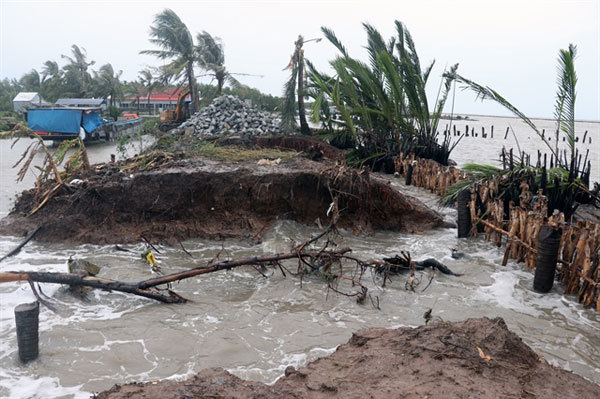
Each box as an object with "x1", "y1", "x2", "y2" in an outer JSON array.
[
  {"x1": 61, "y1": 45, "x2": 95, "y2": 97},
  {"x1": 141, "y1": 9, "x2": 199, "y2": 113},
  {"x1": 195, "y1": 31, "x2": 241, "y2": 96},
  {"x1": 94, "y1": 63, "x2": 123, "y2": 107},
  {"x1": 123, "y1": 80, "x2": 143, "y2": 116},
  {"x1": 19, "y1": 69, "x2": 41, "y2": 92},
  {"x1": 450, "y1": 44, "x2": 580, "y2": 176},
  {"x1": 40, "y1": 60, "x2": 63, "y2": 101},
  {"x1": 311, "y1": 22, "x2": 459, "y2": 164},
  {"x1": 139, "y1": 68, "x2": 160, "y2": 114},
  {"x1": 282, "y1": 35, "x2": 320, "y2": 135}
]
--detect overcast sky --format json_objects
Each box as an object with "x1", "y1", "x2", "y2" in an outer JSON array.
[{"x1": 1, "y1": 0, "x2": 598, "y2": 120}]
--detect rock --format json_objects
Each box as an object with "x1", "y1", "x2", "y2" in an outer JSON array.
[{"x1": 173, "y1": 95, "x2": 282, "y2": 138}]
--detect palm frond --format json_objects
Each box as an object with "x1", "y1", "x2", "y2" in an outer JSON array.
[
  {"x1": 451, "y1": 73, "x2": 554, "y2": 156},
  {"x1": 281, "y1": 65, "x2": 298, "y2": 131},
  {"x1": 555, "y1": 44, "x2": 577, "y2": 165},
  {"x1": 321, "y1": 26, "x2": 349, "y2": 57}
]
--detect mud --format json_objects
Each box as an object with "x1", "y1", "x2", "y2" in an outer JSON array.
[
  {"x1": 94, "y1": 317, "x2": 600, "y2": 399},
  {"x1": 0, "y1": 155, "x2": 448, "y2": 244}
]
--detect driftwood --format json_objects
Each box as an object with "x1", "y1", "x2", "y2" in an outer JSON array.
[
  {"x1": 0, "y1": 225, "x2": 42, "y2": 262},
  {"x1": 0, "y1": 248, "x2": 351, "y2": 304}
]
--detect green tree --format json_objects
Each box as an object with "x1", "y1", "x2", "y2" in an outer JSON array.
[
  {"x1": 139, "y1": 68, "x2": 161, "y2": 113},
  {"x1": 310, "y1": 22, "x2": 458, "y2": 164},
  {"x1": 123, "y1": 80, "x2": 143, "y2": 115},
  {"x1": 61, "y1": 45, "x2": 95, "y2": 97},
  {"x1": 93, "y1": 63, "x2": 123, "y2": 107},
  {"x1": 195, "y1": 31, "x2": 240, "y2": 96},
  {"x1": 0, "y1": 78, "x2": 21, "y2": 111},
  {"x1": 19, "y1": 69, "x2": 41, "y2": 92},
  {"x1": 40, "y1": 60, "x2": 64, "y2": 101},
  {"x1": 141, "y1": 9, "x2": 199, "y2": 113}
]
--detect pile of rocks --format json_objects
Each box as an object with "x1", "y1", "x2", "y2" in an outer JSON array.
[{"x1": 177, "y1": 95, "x2": 281, "y2": 137}]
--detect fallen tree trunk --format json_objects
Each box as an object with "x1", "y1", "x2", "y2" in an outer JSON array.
[{"x1": 0, "y1": 248, "x2": 352, "y2": 304}]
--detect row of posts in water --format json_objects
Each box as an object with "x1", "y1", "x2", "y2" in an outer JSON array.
[
  {"x1": 499, "y1": 146, "x2": 592, "y2": 184},
  {"x1": 442, "y1": 124, "x2": 593, "y2": 145},
  {"x1": 394, "y1": 154, "x2": 599, "y2": 307}
]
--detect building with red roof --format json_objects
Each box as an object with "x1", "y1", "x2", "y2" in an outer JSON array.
[{"x1": 120, "y1": 88, "x2": 191, "y2": 113}]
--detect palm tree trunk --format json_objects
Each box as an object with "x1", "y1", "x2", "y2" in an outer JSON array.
[
  {"x1": 217, "y1": 77, "x2": 224, "y2": 96},
  {"x1": 297, "y1": 49, "x2": 311, "y2": 136},
  {"x1": 187, "y1": 65, "x2": 198, "y2": 114}
]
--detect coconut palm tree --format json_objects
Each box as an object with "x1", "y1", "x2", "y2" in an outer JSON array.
[
  {"x1": 141, "y1": 9, "x2": 199, "y2": 113},
  {"x1": 282, "y1": 35, "x2": 320, "y2": 135},
  {"x1": 61, "y1": 45, "x2": 95, "y2": 97},
  {"x1": 40, "y1": 60, "x2": 63, "y2": 101},
  {"x1": 195, "y1": 31, "x2": 241, "y2": 96},
  {"x1": 138, "y1": 68, "x2": 157, "y2": 113},
  {"x1": 94, "y1": 63, "x2": 123, "y2": 107},
  {"x1": 19, "y1": 69, "x2": 41, "y2": 92}
]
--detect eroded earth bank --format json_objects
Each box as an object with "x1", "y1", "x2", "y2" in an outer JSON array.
[{"x1": 0, "y1": 152, "x2": 449, "y2": 244}]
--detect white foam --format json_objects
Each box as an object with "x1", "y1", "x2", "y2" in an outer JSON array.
[{"x1": 0, "y1": 372, "x2": 87, "y2": 399}]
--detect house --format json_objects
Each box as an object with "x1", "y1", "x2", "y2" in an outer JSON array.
[
  {"x1": 13, "y1": 92, "x2": 43, "y2": 112},
  {"x1": 56, "y1": 98, "x2": 107, "y2": 110},
  {"x1": 120, "y1": 88, "x2": 191, "y2": 114}
]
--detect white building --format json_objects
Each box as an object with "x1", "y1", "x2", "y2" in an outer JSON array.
[{"x1": 13, "y1": 92, "x2": 42, "y2": 112}]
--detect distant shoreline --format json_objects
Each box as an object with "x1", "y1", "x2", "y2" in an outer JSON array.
[{"x1": 448, "y1": 113, "x2": 600, "y2": 124}]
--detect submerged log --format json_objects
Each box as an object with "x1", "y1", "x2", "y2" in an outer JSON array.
[
  {"x1": 0, "y1": 225, "x2": 42, "y2": 262},
  {"x1": 0, "y1": 248, "x2": 351, "y2": 304}
]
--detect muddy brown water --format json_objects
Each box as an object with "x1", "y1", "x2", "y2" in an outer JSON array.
[{"x1": 0, "y1": 125, "x2": 599, "y2": 398}]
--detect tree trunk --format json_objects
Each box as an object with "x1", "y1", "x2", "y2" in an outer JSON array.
[
  {"x1": 187, "y1": 65, "x2": 198, "y2": 114},
  {"x1": 297, "y1": 45, "x2": 311, "y2": 136},
  {"x1": 298, "y1": 54, "x2": 311, "y2": 136},
  {"x1": 217, "y1": 77, "x2": 224, "y2": 96}
]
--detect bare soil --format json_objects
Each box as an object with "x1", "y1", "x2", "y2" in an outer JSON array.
[
  {"x1": 93, "y1": 317, "x2": 600, "y2": 399},
  {"x1": 0, "y1": 154, "x2": 449, "y2": 244}
]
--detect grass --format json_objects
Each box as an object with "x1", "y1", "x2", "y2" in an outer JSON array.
[
  {"x1": 151, "y1": 134, "x2": 298, "y2": 162},
  {"x1": 191, "y1": 142, "x2": 297, "y2": 162}
]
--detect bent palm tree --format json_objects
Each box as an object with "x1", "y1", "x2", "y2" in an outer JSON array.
[
  {"x1": 449, "y1": 44, "x2": 580, "y2": 175},
  {"x1": 94, "y1": 63, "x2": 123, "y2": 107},
  {"x1": 141, "y1": 9, "x2": 199, "y2": 113},
  {"x1": 61, "y1": 45, "x2": 95, "y2": 97},
  {"x1": 195, "y1": 31, "x2": 241, "y2": 96}
]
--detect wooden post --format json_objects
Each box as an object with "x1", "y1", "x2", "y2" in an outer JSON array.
[
  {"x1": 15, "y1": 301, "x2": 39, "y2": 363},
  {"x1": 405, "y1": 163, "x2": 413, "y2": 186},
  {"x1": 491, "y1": 125, "x2": 494, "y2": 138},
  {"x1": 504, "y1": 127, "x2": 509, "y2": 139},
  {"x1": 533, "y1": 226, "x2": 562, "y2": 293},
  {"x1": 457, "y1": 189, "x2": 471, "y2": 238}
]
